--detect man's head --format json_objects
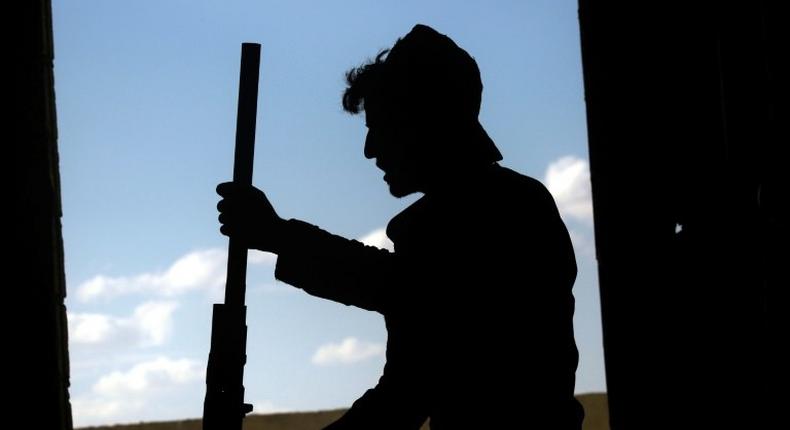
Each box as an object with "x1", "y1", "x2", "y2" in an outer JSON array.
[{"x1": 343, "y1": 24, "x2": 502, "y2": 197}]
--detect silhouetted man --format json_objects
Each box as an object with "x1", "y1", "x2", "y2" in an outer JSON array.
[{"x1": 217, "y1": 24, "x2": 584, "y2": 429}]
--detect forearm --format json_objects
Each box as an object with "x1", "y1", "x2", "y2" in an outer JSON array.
[{"x1": 273, "y1": 219, "x2": 397, "y2": 313}]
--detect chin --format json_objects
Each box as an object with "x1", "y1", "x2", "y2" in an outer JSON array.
[
  {"x1": 389, "y1": 187, "x2": 415, "y2": 198},
  {"x1": 386, "y1": 179, "x2": 419, "y2": 198}
]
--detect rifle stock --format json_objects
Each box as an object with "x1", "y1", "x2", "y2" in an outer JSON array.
[{"x1": 203, "y1": 42, "x2": 261, "y2": 430}]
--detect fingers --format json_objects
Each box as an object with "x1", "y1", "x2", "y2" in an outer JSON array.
[
  {"x1": 217, "y1": 208, "x2": 229, "y2": 236},
  {"x1": 216, "y1": 189, "x2": 235, "y2": 237},
  {"x1": 216, "y1": 182, "x2": 249, "y2": 214},
  {"x1": 216, "y1": 181, "x2": 236, "y2": 197},
  {"x1": 216, "y1": 183, "x2": 250, "y2": 238},
  {"x1": 215, "y1": 182, "x2": 274, "y2": 246},
  {"x1": 217, "y1": 200, "x2": 240, "y2": 230},
  {"x1": 217, "y1": 182, "x2": 263, "y2": 196},
  {"x1": 219, "y1": 223, "x2": 242, "y2": 239},
  {"x1": 216, "y1": 195, "x2": 233, "y2": 219},
  {"x1": 218, "y1": 211, "x2": 240, "y2": 238}
]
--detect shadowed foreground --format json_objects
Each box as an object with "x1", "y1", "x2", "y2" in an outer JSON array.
[{"x1": 77, "y1": 393, "x2": 608, "y2": 430}]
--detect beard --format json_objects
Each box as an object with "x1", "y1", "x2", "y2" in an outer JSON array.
[
  {"x1": 384, "y1": 171, "x2": 420, "y2": 198},
  {"x1": 388, "y1": 183, "x2": 418, "y2": 198}
]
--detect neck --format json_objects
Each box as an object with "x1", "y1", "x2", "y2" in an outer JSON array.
[{"x1": 421, "y1": 160, "x2": 497, "y2": 195}]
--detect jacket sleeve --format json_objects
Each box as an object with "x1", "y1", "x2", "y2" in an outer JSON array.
[{"x1": 273, "y1": 219, "x2": 406, "y2": 314}]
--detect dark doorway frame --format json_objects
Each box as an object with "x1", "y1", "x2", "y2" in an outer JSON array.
[{"x1": 579, "y1": 1, "x2": 783, "y2": 428}]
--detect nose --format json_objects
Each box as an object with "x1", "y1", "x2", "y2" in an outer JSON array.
[{"x1": 364, "y1": 129, "x2": 378, "y2": 160}]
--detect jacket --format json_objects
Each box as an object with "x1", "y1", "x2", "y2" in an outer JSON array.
[{"x1": 274, "y1": 163, "x2": 584, "y2": 429}]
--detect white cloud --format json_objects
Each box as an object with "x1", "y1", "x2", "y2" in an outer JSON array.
[
  {"x1": 69, "y1": 313, "x2": 114, "y2": 344},
  {"x1": 71, "y1": 357, "x2": 205, "y2": 427},
  {"x1": 68, "y1": 301, "x2": 178, "y2": 347},
  {"x1": 358, "y1": 228, "x2": 394, "y2": 251},
  {"x1": 70, "y1": 397, "x2": 129, "y2": 426},
  {"x1": 131, "y1": 301, "x2": 179, "y2": 346},
  {"x1": 252, "y1": 400, "x2": 291, "y2": 415},
  {"x1": 93, "y1": 357, "x2": 204, "y2": 397},
  {"x1": 545, "y1": 156, "x2": 594, "y2": 223},
  {"x1": 158, "y1": 249, "x2": 227, "y2": 295},
  {"x1": 77, "y1": 248, "x2": 275, "y2": 302},
  {"x1": 311, "y1": 337, "x2": 385, "y2": 366}
]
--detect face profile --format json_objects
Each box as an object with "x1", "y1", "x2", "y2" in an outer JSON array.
[
  {"x1": 363, "y1": 100, "x2": 426, "y2": 197},
  {"x1": 343, "y1": 24, "x2": 503, "y2": 199}
]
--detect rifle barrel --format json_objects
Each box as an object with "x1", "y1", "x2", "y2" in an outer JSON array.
[
  {"x1": 226, "y1": 42, "x2": 261, "y2": 307},
  {"x1": 203, "y1": 42, "x2": 261, "y2": 430}
]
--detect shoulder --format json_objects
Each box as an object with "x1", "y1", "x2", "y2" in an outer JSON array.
[{"x1": 485, "y1": 164, "x2": 559, "y2": 212}]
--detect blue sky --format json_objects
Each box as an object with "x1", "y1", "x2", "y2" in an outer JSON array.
[{"x1": 54, "y1": 0, "x2": 604, "y2": 426}]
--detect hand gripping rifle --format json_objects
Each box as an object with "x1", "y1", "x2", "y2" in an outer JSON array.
[{"x1": 203, "y1": 43, "x2": 261, "y2": 430}]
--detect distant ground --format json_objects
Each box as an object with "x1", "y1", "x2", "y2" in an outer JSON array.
[{"x1": 78, "y1": 393, "x2": 608, "y2": 430}]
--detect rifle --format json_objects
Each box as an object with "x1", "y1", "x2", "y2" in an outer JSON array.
[{"x1": 203, "y1": 42, "x2": 261, "y2": 430}]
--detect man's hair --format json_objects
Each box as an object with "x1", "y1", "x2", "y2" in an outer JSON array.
[
  {"x1": 339, "y1": 24, "x2": 503, "y2": 163},
  {"x1": 342, "y1": 49, "x2": 390, "y2": 114},
  {"x1": 340, "y1": 25, "x2": 483, "y2": 122}
]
